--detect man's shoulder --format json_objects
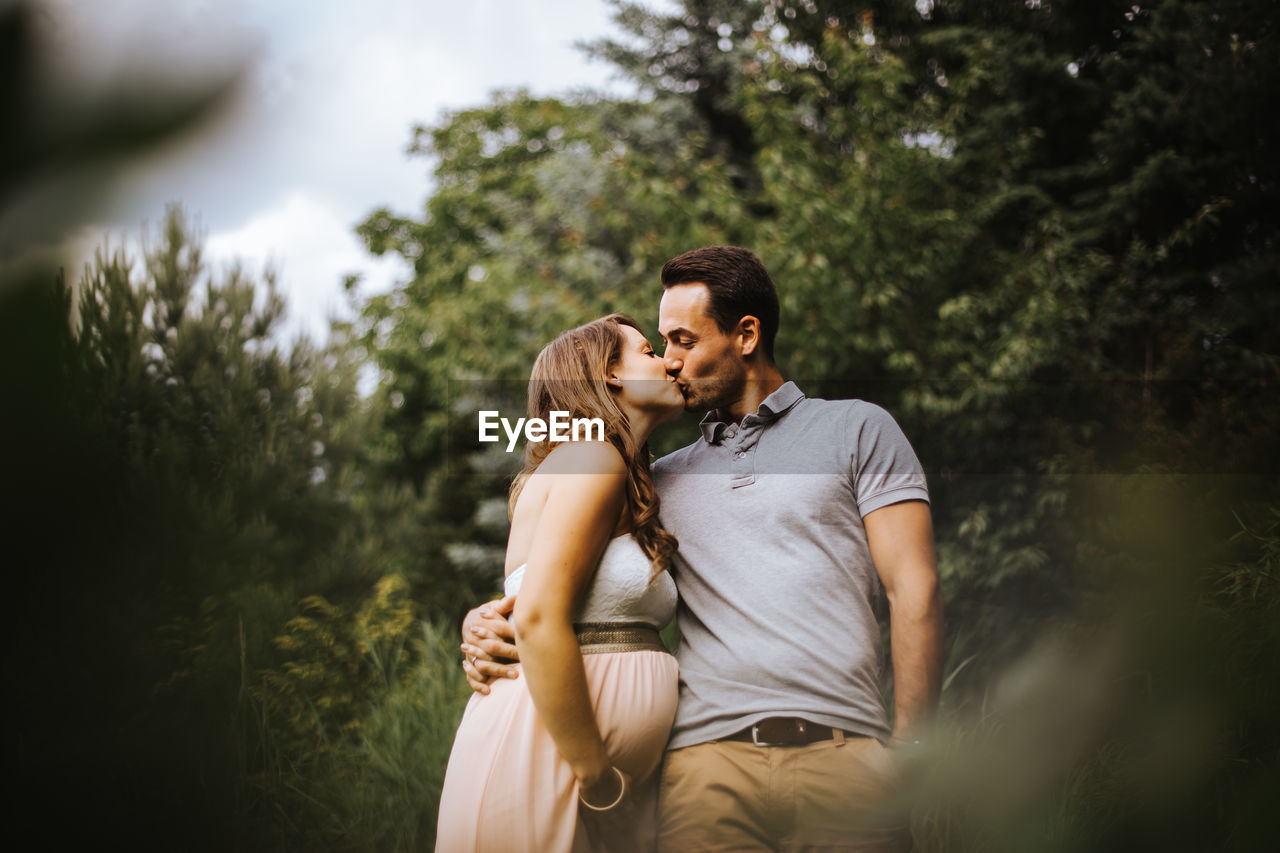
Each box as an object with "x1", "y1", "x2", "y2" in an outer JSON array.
[
  {"x1": 790, "y1": 395, "x2": 899, "y2": 430},
  {"x1": 652, "y1": 436, "x2": 704, "y2": 475},
  {"x1": 789, "y1": 397, "x2": 919, "y2": 461},
  {"x1": 798, "y1": 393, "x2": 887, "y2": 414}
]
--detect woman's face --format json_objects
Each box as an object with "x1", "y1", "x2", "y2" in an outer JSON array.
[{"x1": 610, "y1": 324, "x2": 685, "y2": 423}]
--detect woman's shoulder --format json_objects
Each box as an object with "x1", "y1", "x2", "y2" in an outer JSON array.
[{"x1": 533, "y1": 439, "x2": 627, "y2": 478}]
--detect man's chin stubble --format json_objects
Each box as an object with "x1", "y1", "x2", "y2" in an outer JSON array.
[{"x1": 680, "y1": 390, "x2": 719, "y2": 413}]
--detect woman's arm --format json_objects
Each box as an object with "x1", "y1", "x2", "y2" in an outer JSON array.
[{"x1": 514, "y1": 441, "x2": 628, "y2": 803}]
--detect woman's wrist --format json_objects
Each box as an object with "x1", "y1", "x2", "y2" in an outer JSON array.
[
  {"x1": 579, "y1": 765, "x2": 627, "y2": 812},
  {"x1": 577, "y1": 759, "x2": 613, "y2": 790},
  {"x1": 573, "y1": 746, "x2": 614, "y2": 784}
]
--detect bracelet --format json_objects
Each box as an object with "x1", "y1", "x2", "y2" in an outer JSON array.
[{"x1": 578, "y1": 766, "x2": 627, "y2": 812}]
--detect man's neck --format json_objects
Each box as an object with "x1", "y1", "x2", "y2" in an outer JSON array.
[{"x1": 716, "y1": 364, "x2": 786, "y2": 424}]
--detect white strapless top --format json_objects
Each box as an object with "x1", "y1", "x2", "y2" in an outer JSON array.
[{"x1": 504, "y1": 535, "x2": 676, "y2": 629}]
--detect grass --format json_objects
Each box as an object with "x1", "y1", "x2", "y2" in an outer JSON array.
[{"x1": 248, "y1": 620, "x2": 472, "y2": 851}]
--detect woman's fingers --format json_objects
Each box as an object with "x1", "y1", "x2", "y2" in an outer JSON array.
[
  {"x1": 461, "y1": 644, "x2": 519, "y2": 695},
  {"x1": 461, "y1": 656, "x2": 491, "y2": 695}
]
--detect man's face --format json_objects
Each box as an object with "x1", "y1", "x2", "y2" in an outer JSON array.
[{"x1": 658, "y1": 282, "x2": 747, "y2": 413}]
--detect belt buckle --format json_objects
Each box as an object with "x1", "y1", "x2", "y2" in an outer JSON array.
[{"x1": 750, "y1": 718, "x2": 804, "y2": 747}]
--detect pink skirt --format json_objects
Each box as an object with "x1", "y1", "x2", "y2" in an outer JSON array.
[{"x1": 435, "y1": 650, "x2": 679, "y2": 853}]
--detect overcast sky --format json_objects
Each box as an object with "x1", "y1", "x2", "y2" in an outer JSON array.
[{"x1": 35, "y1": 0, "x2": 651, "y2": 342}]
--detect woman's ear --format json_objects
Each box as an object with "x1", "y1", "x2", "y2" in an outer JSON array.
[{"x1": 606, "y1": 374, "x2": 624, "y2": 389}]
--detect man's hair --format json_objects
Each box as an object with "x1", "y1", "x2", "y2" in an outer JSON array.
[{"x1": 660, "y1": 246, "x2": 780, "y2": 361}]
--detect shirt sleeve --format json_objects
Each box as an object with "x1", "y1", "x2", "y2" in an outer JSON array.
[{"x1": 845, "y1": 402, "x2": 930, "y2": 517}]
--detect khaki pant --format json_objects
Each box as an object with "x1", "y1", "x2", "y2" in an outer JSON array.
[{"x1": 656, "y1": 734, "x2": 911, "y2": 852}]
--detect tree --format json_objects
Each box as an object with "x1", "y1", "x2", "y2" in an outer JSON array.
[
  {"x1": 2, "y1": 206, "x2": 389, "y2": 847},
  {"x1": 355, "y1": 87, "x2": 758, "y2": 606},
  {"x1": 352, "y1": 1, "x2": 1280, "y2": 844}
]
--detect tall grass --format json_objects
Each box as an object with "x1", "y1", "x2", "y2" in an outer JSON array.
[{"x1": 249, "y1": 618, "x2": 471, "y2": 851}]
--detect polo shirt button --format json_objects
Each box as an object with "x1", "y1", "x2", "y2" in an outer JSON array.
[{"x1": 725, "y1": 428, "x2": 736, "y2": 438}]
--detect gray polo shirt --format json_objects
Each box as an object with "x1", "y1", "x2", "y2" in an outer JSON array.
[{"x1": 652, "y1": 381, "x2": 929, "y2": 749}]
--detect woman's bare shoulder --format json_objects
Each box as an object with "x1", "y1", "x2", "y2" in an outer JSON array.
[
  {"x1": 506, "y1": 442, "x2": 628, "y2": 574},
  {"x1": 531, "y1": 440, "x2": 627, "y2": 478}
]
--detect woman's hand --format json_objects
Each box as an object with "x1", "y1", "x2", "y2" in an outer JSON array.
[
  {"x1": 578, "y1": 764, "x2": 627, "y2": 810},
  {"x1": 579, "y1": 766, "x2": 636, "y2": 852},
  {"x1": 460, "y1": 595, "x2": 520, "y2": 694}
]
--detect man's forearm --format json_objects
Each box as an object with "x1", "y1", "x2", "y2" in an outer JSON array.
[
  {"x1": 887, "y1": 573, "x2": 943, "y2": 741},
  {"x1": 864, "y1": 500, "x2": 943, "y2": 741}
]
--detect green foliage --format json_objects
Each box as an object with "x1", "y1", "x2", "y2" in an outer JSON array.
[
  {"x1": 715, "y1": 0, "x2": 1280, "y2": 686},
  {"x1": 906, "y1": 496, "x2": 1280, "y2": 852},
  {"x1": 253, "y1": 618, "x2": 471, "y2": 851},
  {"x1": 4, "y1": 0, "x2": 1276, "y2": 848},
  {"x1": 349, "y1": 1, "x2": 1277, "y2": 847},
  {"x1": 257, "y1": 575, "x2": 418, "y2": 761},
  {"x1": 2, "y1": 205, "x2": 420, "y2": 848},
  {"x1": 64, "y1": 208, "x2": 386, "y2": 746}
]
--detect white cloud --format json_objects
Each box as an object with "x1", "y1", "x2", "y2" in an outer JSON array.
[
  {"x1": 205, "y1": 192, "x2": 409, "y2": 343},
  {"x1": 35, "y1": 0, "x2": 638, "y2": 344}
]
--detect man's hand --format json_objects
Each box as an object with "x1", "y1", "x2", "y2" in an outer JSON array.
[{"x1": 460, "y1": 594, "x2": 520, "y2": 695}]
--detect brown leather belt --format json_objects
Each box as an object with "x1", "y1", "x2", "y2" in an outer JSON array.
[{"x1": 722, "y1": 717, "x2": 847, "y2": 747}]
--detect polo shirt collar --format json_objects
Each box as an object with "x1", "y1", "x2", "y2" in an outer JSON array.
[{"x1": 697, "y1": 381, "x2": 805, "y2": 444}]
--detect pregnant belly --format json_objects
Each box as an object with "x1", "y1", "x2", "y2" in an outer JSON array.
[{"x1": 583, "y1": 650, "x2": 679, "y2": 783}]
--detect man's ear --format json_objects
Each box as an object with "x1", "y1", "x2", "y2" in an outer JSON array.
[{"x1": 737, "y1": 315, "x2": 761, "y2": 357}]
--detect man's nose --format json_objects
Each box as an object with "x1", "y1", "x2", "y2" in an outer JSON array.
[{"x1": 664, "y1": 355, "x2": 682, "y2": 375}]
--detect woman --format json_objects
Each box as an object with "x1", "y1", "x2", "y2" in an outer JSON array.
[{"x1": 435, "y1": 314, "x2": 685, "y2": 853}]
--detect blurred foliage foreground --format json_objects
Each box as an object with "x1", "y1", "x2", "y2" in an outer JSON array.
[
  {"x1": 3, "y1": 0, "x2": 1280, "y2": 851},
  {"x1": 1, "y1": 209, "x2": 481, "y2": 851}
]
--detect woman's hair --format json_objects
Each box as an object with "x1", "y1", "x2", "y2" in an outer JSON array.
[{"x1": 508, "y1": 313, "x2": 677, "y2": 580}]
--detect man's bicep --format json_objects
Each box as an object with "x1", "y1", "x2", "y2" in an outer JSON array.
[{"x1": 863, "y1": 500, "x2": 937, "y2": 592}]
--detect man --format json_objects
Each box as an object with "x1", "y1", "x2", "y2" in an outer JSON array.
[{"x1": 463, "y1": 246, "x2": 942, "y2": 851}]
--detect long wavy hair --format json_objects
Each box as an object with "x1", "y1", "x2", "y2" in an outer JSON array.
[{"x1": 508, "y1": 314, "x2": 678, "y2": 580}]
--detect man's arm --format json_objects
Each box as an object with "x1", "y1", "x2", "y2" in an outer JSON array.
[
  {"x1": 460, "y1": 596, "x2": 520, "y2": 694},
  {"x1": 865, "y1": 500, "x2": 943, "y2": 743}
]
